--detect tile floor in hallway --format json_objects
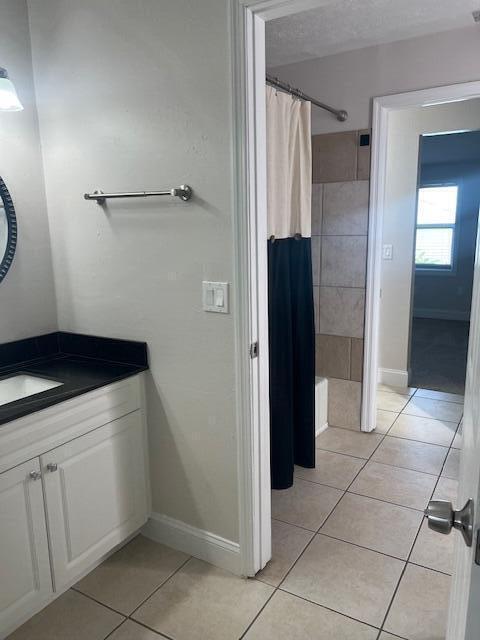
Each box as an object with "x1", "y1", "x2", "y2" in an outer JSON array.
[{"x1": 7, "y1": 385, "x2": 463, "y2": 640}]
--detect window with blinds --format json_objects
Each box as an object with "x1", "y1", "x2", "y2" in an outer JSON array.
[{"x1": 415, "y1": 185, "x2": 458, "y2": 270}]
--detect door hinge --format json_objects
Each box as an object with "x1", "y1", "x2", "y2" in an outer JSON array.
[{"x1": 249, "y1": 342, "x2": 259, "y2": 359}]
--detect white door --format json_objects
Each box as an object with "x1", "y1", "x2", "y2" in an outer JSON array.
[
  {"x1": 0, "y1": 459, "x2": 52, "y2": 638},
  {"x1": 440, "y1": 226, "x2": 480, "y2": 639},
  {"x1": 41, "y1": 410, "x2": 148, "y2": 591}
]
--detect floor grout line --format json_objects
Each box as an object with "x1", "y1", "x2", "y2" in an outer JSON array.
[
  {"x1": 69, "y1": 587, "x2": 129, "y2": 618},
  {"x1": 276, "y1": 587, "x2": 383, "y2": 632},
  {"x1": 128, "y1": 556, "x2": 193, "y2": 619},
  {"x1": 270, "y1": 515, "x2": 318, "y2": 533},
  {"x1": 102, "y1": 618, "x2": 130, "y2": 640},
  {"x1": 238, "y1": 589, "x2": 277, "y2": 639},
  {"x1": 126, "y1": 617, "x2": 176, "y2": 640},
  {"x1": 343, "y1": 490, "x2": 426, "y2": 512}
]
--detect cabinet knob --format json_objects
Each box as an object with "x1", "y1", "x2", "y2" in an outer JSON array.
[
  {"x1": 46, "y1": 462, "x2": 58, "y2": 472},
  {"x1": 29, "y1": 471, "x2": 42, "y2": 481}
]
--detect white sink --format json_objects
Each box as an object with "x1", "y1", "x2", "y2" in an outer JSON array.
[{"x1": 0, "y1": 374, "x2": 64, "y2": 407}]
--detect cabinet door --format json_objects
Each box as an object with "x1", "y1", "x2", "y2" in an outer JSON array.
[
  {"x1": 41, "y1": 410, "x2": 147, "y2": 591},
  {"x1": 0, "y1": 459, "x2": 52, "y2": 638}
]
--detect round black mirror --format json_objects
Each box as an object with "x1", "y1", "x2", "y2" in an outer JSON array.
[{"x1": 0, "y1": 177, "x2": 17, "y2": 283}]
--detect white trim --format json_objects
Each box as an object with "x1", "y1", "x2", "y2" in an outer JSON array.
[
  {"x1": 315, "y1": 422, "x2": 328, "y2": 437},
  {"x1": 361, "y1": 95, "x2": 387, "y2": 433},
  {"x1": 378, "y1": 367, "x2": 410, "y2": 388},
  {"x1": 143, "y1": 513, "x2": 241, "y2": 576},
  {"x1": 231, "y1": 0, "x2": 271, "y2": 578},
  {"x1": 362, "y1": 80, "x2": 480, "y2": 438},
  {"x1": 413, "y1": 308, "x2": 470, "y2": 322},
  {"x1": 238, "y1": 0, "x2": 335, "y2": 21}
]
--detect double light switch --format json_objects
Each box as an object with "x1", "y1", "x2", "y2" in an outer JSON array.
[{"x1": 202, "y1": 281, "x2": 229, "y2": 314}]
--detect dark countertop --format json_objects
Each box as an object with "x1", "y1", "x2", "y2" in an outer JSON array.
[{"x1": 0, "y1": 332, "x2": 148, "y2": 426}]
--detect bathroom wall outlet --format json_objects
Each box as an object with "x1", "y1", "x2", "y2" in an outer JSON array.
[
  {"x1": 382, "y1": 244, "x2": 393, "y2": 260},
  {"x1": 202, "y1": 282, "x2": 229, "y2": 313}
]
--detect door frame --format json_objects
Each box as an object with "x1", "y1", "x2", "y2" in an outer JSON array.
[
  {"x1": 231, "y1": 0, "x2": 339, "y2": 577},
  {"x1": 231, "y1": 0, "x2": 480, "y2": 597},
  {"x1": 362, "y1": 81, "x2": 480, "y2": 435}
]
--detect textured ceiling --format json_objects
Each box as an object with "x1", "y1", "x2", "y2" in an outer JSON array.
[{"x1": 266, "y1": 0, "x2": 479, "y2": 67}]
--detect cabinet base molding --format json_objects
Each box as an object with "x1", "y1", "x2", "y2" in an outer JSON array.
[{"x1": 143, "y1": 512, "x2": 241, "y2": 576}]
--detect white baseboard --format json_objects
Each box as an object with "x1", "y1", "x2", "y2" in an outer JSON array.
[
  {"x1": 379, "y1": 367, "x2": 409, "y2": 388},
  {"x1": 142, "y1": 512, "x2": 241, "y2": 576},
  {"x1": 315, "y1": 421, "x2": 328, "y2": 437},
  {"x1": 413, "y1": 308, "x2": 470, "y2": 322}
]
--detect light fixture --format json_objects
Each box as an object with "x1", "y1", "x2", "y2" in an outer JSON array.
[{"x1": 0, "y1": 67, "x2": 23, "y2": 112}]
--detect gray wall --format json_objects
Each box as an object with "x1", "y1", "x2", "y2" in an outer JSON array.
[
  {"x1": 0, "y1": 0, "x2": 57, "y2": 342},
  {"x1": 413, "y1": 133, "x2": 480, "y2": 321},
  {"x1": 269, "y1": 25, "x2": 480, "y2": 135},
  {"x1": 27, "y1": 0, "x2": 239, "y2": 543}
]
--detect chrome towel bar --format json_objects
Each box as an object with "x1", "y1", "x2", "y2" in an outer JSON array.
[{"x1": 84, "y1": 184, "x2": 193, "y2": 204}]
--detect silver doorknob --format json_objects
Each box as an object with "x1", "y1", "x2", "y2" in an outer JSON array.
[
  {"x1": 46, "y1": 462, "x2": 58, "y2": 472},
  {"x1": 425, "y1": 499, "x2": 474, "y2": 547},
  {"x1": 29, "y1": 471, "x2": 42, "y2": 481}
]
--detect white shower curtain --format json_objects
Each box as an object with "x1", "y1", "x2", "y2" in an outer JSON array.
[
  {"x1": 266, "y1": 84, "x2": 312, "y2": 239},
  {"x1": 266, "y1": 84, "x2": 315, "y2": 490}
]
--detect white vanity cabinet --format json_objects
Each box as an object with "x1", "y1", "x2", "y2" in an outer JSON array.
[{"x1": 0, "y1": 375, "x2": 149, "y2": 639}]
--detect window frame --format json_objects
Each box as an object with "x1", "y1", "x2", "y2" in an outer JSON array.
[{"x1": 414, "y1": 182, "x2": 459, "y2": 275}]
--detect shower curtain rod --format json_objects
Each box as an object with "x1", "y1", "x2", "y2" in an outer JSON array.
[{"x1": 266, "y1": 74, "x2": 348, "y2": 122}]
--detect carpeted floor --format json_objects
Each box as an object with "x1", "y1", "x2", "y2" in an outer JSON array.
[{"x1": 410, "y1": 318, "x2": 470, "y2": 395}]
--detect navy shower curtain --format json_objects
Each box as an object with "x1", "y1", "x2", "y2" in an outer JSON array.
[
  {"x1": 268, "y1": 237, "x2": 315, "y2": 489},
  {"x1": 266, "y1": 85, "x2": 315, "y2": 489}
]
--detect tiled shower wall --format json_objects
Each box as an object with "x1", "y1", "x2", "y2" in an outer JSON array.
[{"x1": 312, "y1": 130, "x2": 371, "y2": 430}]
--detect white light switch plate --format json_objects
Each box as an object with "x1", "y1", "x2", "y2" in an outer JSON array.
[
  {"x1": 382, "y1": 244, "x2": 393, "y2": 260},
  {"x1": 203, "y1": 281, "x2": 229, "y2": 313}
]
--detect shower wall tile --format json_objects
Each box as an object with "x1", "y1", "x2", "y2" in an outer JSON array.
[
  {"x1": 312, "y1": 184, "x2": 323, "y2": 236},
  {"x1": 311, "y1": 129, "x2": 370, "y2": 429},
  {"x1": 313, "y1": 286, "x2": 319, "y2": 334},
  {"x1": 315, "y1": 334, "x2": 351, "y2": 381},
  {"x1": 322, "y1": 181, "x2": 369, "y2": 236},
  {"x1": 311, "y1": 236, "x2": 321, "y2": 286},
  {"x1": 351, "y1": 338, "x2": 364, "y2": 382},
  {"x1": 321, "y1": 236, "x2": 367, "y2": 288},
  {"x1": 312, "y1": 132, "x2": 357, "y2": 183},
  {"x1": 357, "y1": 130, "x2": 372, "y2": 180},
  {"x1": 319, "y1": 286, "x2": 365, "y2": 339},
  {"x1": 328, "y1": 378, "x2": 362, "y2": 429}
]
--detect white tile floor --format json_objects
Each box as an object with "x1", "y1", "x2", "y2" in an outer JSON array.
[
  {"x1": 267, "y1": 384, "x2": 462, "y2": 640},
  {"x1": 8, "y1": 385, "x2": 463, "y2": 640}
]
